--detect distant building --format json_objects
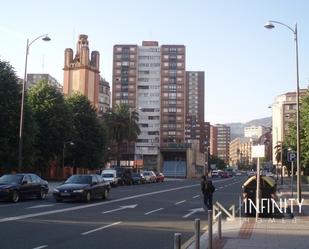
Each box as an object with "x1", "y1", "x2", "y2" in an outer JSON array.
[
  {"x1": 244, "y1": 125, "x2": 268, "y2": 139},
  {"x1": 98, "y1": 77, "x2": 111, "y2": 118},
  {"x1": 26, "y1": 73, "x2": 62, "y2": 91},
  {"x1": 229, "y1": 137, "x2": 253, "y2": 168},
  {"x1": 211, "y1": 124, "x2": 230, "y2": 164},
  {"x1": 63, "y1": 34, "x2": 100, "y2": 108}
]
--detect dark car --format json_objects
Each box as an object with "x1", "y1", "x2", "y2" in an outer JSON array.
[
  {"x1": 0, "y1": 173, "x2": 49, "y2": 203},
  {"x1": 131, "y1": 172, "x2": 145, "y2": 184},
  {"x1": 53, "y1": 174, "x2": 110, "y2": 202},
  {"x1": 242, "y1": 175, "x2": 277, "y2": 216}
]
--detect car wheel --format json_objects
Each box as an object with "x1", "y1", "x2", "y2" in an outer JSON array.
[
  {"x1": 38, "y1": 189, "x2": 47, "y2": 200},
  {"x1": 85, "y1": 191, "x2": 91, "y2": 202},
  {"x1": 102, "y1": 189, "x2": 109, "y2": 200},
  {"x1": 12, "y1": 190, "x2": 19, "y2": 203}
]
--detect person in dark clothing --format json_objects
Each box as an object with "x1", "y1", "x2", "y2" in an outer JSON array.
[{"x1": 201, "y1": 175, "x2": 215, "y2": 210}]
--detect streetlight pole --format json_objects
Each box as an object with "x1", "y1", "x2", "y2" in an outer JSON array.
[
  {"x1": 264, "y1": 20, "x2": 302, "y2": 202},
  {"x1": 18, "y1": 34, "x2": 51, "y2": 172}
]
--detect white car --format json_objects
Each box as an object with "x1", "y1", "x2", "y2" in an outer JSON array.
[
  {"x1": 143, "y1": 171, "x2": 157, "y2": 183},
  {"x1": 101, "y1": 169, "x2": 119, "y2": 186}
]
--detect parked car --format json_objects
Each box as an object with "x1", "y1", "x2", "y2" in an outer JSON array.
[
  {"x1": 0, "y1": 173, "x2": 48, "y2": 203},
  {"x1": 219, "y1": 171, "x2": 228, "y2": 178},
  {"x1": 131, "y1": 172, "x2": 145, "y2": 184},
  {"x1": 53, "y1": 174, "x2": 110, "y2": 202},
  {"x1": 112, "y1": 166, "x2": 133, "y2": 185},
  {"x1": 211, "y1": 170, "x2": 220, "y2": 178},
  {"x1": 156, "y1": 172, "x2": 165, "y2": 182},
  {"x1": 101, "y1": 169, "x2": 119, "y2": 186},
  {"x1": 242, "y1": 175, "x2": 277, "y2": 216},
  {"x1": 143, "y1": 171, "x2": 157, "y2": 183}
]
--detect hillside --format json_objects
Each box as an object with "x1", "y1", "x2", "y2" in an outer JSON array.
[{"x1": 225, "y1": 117, "x2": 272, "y2": 140}]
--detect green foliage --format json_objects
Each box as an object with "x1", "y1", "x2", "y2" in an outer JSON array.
[
  {"x1": 28, "y1": 81, "x2": 71, "y2": 172},
  {"x1": 103, "y1": 104, "x2": 140, "y2": 163},
  {"x1": 285, "y1": 90, "x2": 309, "y2": 175},
  {"x1": 66, "y1": 94, "x2": 106, "y2": 169},
  {"x1": 209, "y1": 155, "x2": 226, "y2": 170},
  {"x1": 0, "y1": 60, "x2": 20, "y2": 170}
]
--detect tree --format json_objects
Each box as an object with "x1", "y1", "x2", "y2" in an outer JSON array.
[
  {"x1": 27, "y1": 81, "x2": 71, "y2": 175},
  {"x1": 285, "y1": 90, "x2": 309, "y2": 175},
  {"x1": 66, "y1": 94, "x2": 106, "y2": 170},
  {"x1": 0, "y1": 60, "x2": 36, "y2": 172},
  {"x1": 103, "y1": 104, "x2": 140, "y2": 165}
]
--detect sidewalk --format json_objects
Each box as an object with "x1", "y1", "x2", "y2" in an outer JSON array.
[{"x1": 187, "y1": 178, "x2": 309, "y2": 249}]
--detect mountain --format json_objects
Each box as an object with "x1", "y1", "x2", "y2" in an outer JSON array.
[{"x1": 225, "y1": 117, "x2": 272, "y2": 140}]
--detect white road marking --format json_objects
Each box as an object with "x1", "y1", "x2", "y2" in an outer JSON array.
[
  {"x1": 27, "y1": 204, "x2": 56, "y2": 209},
  {"x1": 175, "y1": 200, "x2": 186, "y2": 205},
  {"x1": 219, "y1": 186, "x2": 223, "y2": 189},
  {"x1": 81, "y1": 221, "x2": 122, "y2": 235},
  {"x1": 183, "y1": 208, "x2": 204, "y2": 218},
  {"x1": 102, "y1": 204, "x2": 138, "y2": 214},
  {"x1": 144, "y1": 208, "x2": 164, "y2": 215},
  {"x1": 192, "y1": 195, "x2": 200, "y2": 199},
  {"x1": 32, "y1": 245, "x2": 48, "y2": 249},
  {"x1": 0, "y1": 183, "x2": 199, "y2": 223}
]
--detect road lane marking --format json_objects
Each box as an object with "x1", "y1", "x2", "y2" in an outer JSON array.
[
  {"x1": 192, "y1": 195, "x2": 200, "y2": 199},
  {"x1": 219, "y1": 186, "x2": 223, "y2": 189},
  {"x1": 32, "y1": 245, "x2": 48, "y2": 249},
  {"x1": 27, "y1": 204, "x2": 56, "y2": 209},
  {"x1": 81, "y1": 221, "x2": 122, "y2": 235},
  {"x1": 175, "y1": 200, "x2": 186, "y2": 205},
  {"x1": 0, "y1": 183, "x2": 199, "y2": 223},
  {"x1": 144, "y1": 208, "x2": 164, "y2": 215},
  {"x1": 102, "y1": 204, "x2": 138, "y2": 214},
  {"x1": 183, "y1": 208, "x2": 204, "y2": 218}
]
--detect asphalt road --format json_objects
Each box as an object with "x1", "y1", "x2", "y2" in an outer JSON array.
[{"x1": 0, "y1": 176, "x2": 247, "y2": 249}]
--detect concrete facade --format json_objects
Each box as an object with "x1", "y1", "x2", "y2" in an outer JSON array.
[
  {"x1": 63, "y1": 34, "x2": 100, "y2": 109},
  {"x1": 98, "y1": 77, "x2": 110, "y2": 118}
]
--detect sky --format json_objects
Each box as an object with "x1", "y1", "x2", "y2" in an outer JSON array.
[{"x1": 1, "y1": 0, "x2": 309, "y2": 124}]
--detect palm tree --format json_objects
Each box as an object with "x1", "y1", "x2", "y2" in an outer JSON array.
[{"x1": 103, "y1": 104, "x2": 140, "y2": 165}]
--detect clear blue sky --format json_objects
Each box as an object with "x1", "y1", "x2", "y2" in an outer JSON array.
[{"x1": 1, "y1": 0, "x2": 309, "y2": 124}]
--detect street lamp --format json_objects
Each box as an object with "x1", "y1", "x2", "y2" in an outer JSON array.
[
  {"x1": 18, "y1": 34, "x2": 51, "y2": 172},
  {"x1": 264, "y1": 20, "x2": 302, "y2": 202},
  {"x1": 63, "y1": 141, "x2": 75, "y2": 168}
]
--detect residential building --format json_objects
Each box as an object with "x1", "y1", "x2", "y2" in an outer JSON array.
[
  {"x1": 211, "y1": 124, "x2": 230, "y2": 164},
  {"x1": 244, "y1": 125, "x2": 268, "y2": 139},
  {"x1": 229, "y1": 137, "x2": 253, "y2": 168},
  {"x1": 98, "y1": 77, "x2": 111, "y2": 118},
  {"x1": 26, "y1": 73, "x2": 62, "y2": 91},
  {"x1": 63, "y1": 34, "x2": 100, "y2": 108},
  {"x1": 185, "y1": 71, "x2": 205, "y2": 152},
  {"x1": 271, "y1": 90, "x2": 307, "y2": 164}
]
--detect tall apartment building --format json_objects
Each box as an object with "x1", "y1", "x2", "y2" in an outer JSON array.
[
  {"x1": 185, "y1": 71, "x2": 205, "y2": 151},
  {"x1": 229, "y1": 137, "x2": 253, "y2": 168},
  {"x1": 272, "y1": 90, "x2": 307, "y2": 164},
  {"x1": 210, "y1": 124, "x2": 230, "y2": 164},
  {"x1": 112, "y1": 42, "x2": 186, "y2": 170},
  {"x1": 63, "y1": 34, "x2": 100, "y2": 108},
  {"x1": 160, "y1": 45, "x2": 186, "y2": 147},
  {"x1": 26, "y1": 73, "x2": 62, "y2": 91},
  {"x1": 98, "y1": 77, "x2": 111, "y2": 118}
]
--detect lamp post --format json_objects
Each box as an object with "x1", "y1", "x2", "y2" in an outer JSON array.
[
  {"x1": 264, "y1": 20, "x2": 301, "y2": 202},
  {"x1": 63, "y1": 141, "x2": 75, "y2": 169},
  {"x1": 18, "y1": 34, "x2": 51, "y2": 172}
]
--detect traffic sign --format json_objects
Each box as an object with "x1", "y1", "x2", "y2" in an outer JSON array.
[{"x1": 287, "y1": 151, "x2": 297, "y2": 162}]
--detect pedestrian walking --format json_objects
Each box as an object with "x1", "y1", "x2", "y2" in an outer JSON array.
[{"x1": 201, "y1": 175, "x2": 215, "y2": 210}]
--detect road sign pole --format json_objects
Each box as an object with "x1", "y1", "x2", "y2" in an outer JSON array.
[{"x1": 291, "y1": 161, "x2": 294, "y2": 198}]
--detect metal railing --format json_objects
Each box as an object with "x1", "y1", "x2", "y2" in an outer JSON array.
[{"x1": 173, "y1": 210, "x2": 223, "y2": 249}]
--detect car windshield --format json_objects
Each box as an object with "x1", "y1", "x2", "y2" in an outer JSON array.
[
  {"x1": 0, "y1": 174, "x2": 23, "y2": 184},
  {"x1": 102, "y1": 174, "x2": 114, "y2": 178},
  {"x1": 65, "y1": 175, "x2": 91, "y2": 184},
  {"x1": 143, "y1": 172, "x2": 149, "y2": 175}
]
